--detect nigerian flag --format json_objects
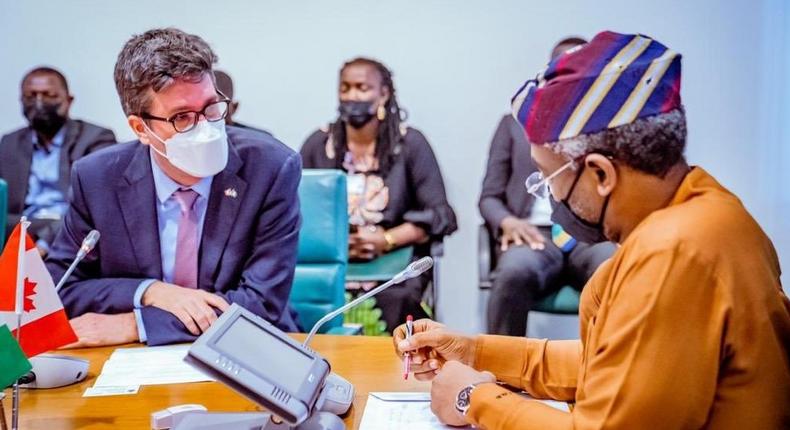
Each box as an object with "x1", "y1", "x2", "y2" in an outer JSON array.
[{"x1": 0, "y1": 324, "x2": 31, "y2": 389}]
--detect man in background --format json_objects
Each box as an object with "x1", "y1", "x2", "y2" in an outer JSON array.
[
  {"x1": 0, "y1": 67, "x2": 116, "y2": 252},
  {"x1": 480, "y1": 37, "x2": 614, "y2": 336}
]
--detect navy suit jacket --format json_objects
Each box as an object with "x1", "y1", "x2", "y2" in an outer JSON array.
[{"x1": 46, "y1": 126, "x2": 301, "y2": 345}]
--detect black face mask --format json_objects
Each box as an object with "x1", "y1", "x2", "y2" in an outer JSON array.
[
  {"x1": 23, "y1": 100, "x2": 67, "y2": 136},
  {"x1": 338, "y1": 100, "x2": 375, "y2": 129},
  {"x1": 550, "y1": 164, "x2": 610, "y2": 244}
]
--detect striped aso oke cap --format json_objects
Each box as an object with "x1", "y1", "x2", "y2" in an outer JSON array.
[{"x1": 511, "y1": 31, "x2": 682, "y2": 145}]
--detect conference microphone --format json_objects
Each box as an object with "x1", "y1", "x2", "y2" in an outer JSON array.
[
  {"x1": 54, "y1": 229, "x2": 100, "y2": 293},
  {"x1": 303, "y1": 256, "x2": 434, "y2": 346},
  {"x1": 77, "y1": 230, "x2": 100, "y2": 260},
  {"x1": 18, "y1": 354, "x2": 89, "y2": 389}
]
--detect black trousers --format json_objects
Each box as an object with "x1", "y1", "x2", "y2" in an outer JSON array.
[{"x1": 486, "y1": 226, "x2": 616, "y2": 336}]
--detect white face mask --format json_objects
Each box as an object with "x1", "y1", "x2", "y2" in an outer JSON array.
[{"x1": 144, "y1": 120, "x2": 229, "y2": 178}]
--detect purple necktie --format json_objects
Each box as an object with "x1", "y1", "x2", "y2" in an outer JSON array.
[{"x1": 172, "y1": 188, "x2": 199, "y2": 289}]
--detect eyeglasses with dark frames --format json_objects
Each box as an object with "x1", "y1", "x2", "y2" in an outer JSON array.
[{"x1": 139, "y1": 91, "x2": 231, "y2": 133}]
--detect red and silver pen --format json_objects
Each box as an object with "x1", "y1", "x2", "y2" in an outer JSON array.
[{"x1": 403, "y1": 315, "x2": 414, "y2": 379}]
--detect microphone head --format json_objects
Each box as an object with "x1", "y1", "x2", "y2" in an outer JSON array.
[
  {"x1": 404, "y1": 257, "x2": 433, "y2": 279},
  {"x1": 80, "y1": 230, "x2": 101, "y2": 254}
]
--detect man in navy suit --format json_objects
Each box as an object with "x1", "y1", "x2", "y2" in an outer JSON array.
[{"x1": 46, "y1": 28, "x2": 301, "y2": 346}]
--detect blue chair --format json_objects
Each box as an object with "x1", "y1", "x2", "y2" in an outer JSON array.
[
  {"x1": 0, "y1": 179, "x2": 6, "y2": 250},
  {"x1": 290, "y1": 170, "x2": 351, "y2": 334}
]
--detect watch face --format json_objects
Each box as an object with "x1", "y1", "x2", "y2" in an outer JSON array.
[{"x1": 455, "y1": 385, "x2": 473, "y2": 414}]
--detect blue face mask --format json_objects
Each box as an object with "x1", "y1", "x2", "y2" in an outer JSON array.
[{"x1": 549, "y1": 164, "x2": 610, "y2": 244}]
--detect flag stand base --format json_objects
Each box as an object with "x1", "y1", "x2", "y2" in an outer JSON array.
[{"x1": 19, "y1": 354, "x2": 89, "y2": 389}]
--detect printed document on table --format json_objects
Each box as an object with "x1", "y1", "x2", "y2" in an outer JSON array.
[
  {"x1": 93, "y1": 344, "x2": 213, "y2": 387},
  {"x1": 359, "y1": 392, "x2": 570, "y2": 430}
]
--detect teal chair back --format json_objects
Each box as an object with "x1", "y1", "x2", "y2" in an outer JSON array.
[
  {"x1": 0, "y1": 179, "x2": 6, "y2": 250},
  {"x1": 346, "y1": 246, "x2": 414, "y2": 282},
  {"x1": 532, "y1": 286, "x2": 581, "y2": 314},
  {"x1": 290, "y1": 170, "x2": 348, "y2": 333}
]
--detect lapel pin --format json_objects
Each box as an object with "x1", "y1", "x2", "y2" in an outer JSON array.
[{"x1": 224, "y1": 188, "x2": 238, "y2": 198}]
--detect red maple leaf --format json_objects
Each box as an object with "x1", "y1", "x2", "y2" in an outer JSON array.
[{"x1": 23, "y1": 277, "x2": 37, "y2": 313}]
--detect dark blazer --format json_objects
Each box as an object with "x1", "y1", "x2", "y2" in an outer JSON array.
[
  {"x1": 478, "y1": 115, "x2": 539, "y2": 236},
  {"x1": 45, "y1": 126, "x2": 301, "y2": 345},
  {"x1": 0, "y1": 119, "x2": 116, "y2": 232}
]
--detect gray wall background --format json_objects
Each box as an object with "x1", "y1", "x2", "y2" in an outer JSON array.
[{"x1": 1, "y1": 0, "x2": 787, "y2": 334}]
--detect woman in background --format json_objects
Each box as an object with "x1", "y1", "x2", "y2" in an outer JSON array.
[{"x1": 300, "y1": 57, "x2": 457, "y2": 333}]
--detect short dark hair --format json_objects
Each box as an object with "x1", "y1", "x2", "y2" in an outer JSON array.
[
  {"x1": 113, "y1": 28, "x2": 218, "y2": 116},
  {"x1": 21, "y1": 66, "x2": 69, "y2": 93},
  {"x1": 549, "y1": 108, "x2": 687, "y2": 178}
]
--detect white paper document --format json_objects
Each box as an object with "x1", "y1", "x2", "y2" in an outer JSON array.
[
  {"x1": 360, "y1": 392, "x2": 570, "y2": 430},
  {"x1": 361, "y1": 392, "x2": 465, "y2": 430},
  {"x1": 83, "y1": 385, "x2": 139, "y2": 397},
  {"x1": 93, "y1": 344, "x2": 213, "y2": 387}
]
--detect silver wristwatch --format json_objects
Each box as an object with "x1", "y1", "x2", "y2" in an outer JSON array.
[{"x1": 455, "y1": 383, "x2": 479, "y2": 416}]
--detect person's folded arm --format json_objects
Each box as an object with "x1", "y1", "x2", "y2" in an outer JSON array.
[
  {"x1": 382, "y1": 222, "x2": 427, "y2": 248},
  {"x1": 466, "y1": 337, "x2": 580, "y2": 429},
  {"x1": 474, "y1": 336, "x2": 581, "y2": 401},
  {"x1": 468, "y1": 384, "x2": 573, "y2": 430}
]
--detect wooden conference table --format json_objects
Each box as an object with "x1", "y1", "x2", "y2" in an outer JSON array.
[{"x1": 15, "y1": 334, "x2": 429, "y2": 429}]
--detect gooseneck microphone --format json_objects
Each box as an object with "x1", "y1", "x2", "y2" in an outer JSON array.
[
  {"x1": 303, "y1": 256, "x2": 434, "y2": 346},
  {"x1": 54, "y1": 229, "x2": 100, "y2": 293}
]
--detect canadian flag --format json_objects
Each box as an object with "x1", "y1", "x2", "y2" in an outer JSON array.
[{"x1": 0, "y1": 223, "x2": 77, "y2": 357}]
